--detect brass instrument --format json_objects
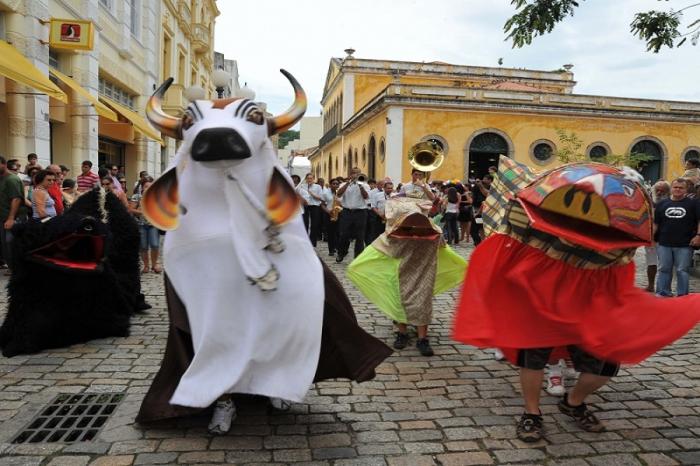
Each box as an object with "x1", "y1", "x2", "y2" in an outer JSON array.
[
  {"x1": 329, "y1": 197, "x2": 343, "y2": 222},
  {"x1": 407, "y1": 139, "x2": 445, "y2": 175}
]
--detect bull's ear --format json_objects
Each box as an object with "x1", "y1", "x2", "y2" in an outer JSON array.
[
  {"x1": 267, "y1": 167, "x2": 301, "y2": 225},
  {"x1": 142, "y1": 167, "x2": 179, "y2": 230}
]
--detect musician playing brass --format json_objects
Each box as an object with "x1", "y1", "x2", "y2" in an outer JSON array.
[
  {"x1": 324, "y1": 178, "x2": 343, "y2": 257},
  {"x1": 348, "y1": 141, "x2": 466, "y2": 357}
]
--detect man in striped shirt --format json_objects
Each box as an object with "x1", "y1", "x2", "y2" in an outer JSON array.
[{"x1": 77, "y1": 160, "x2": 100, "y2": 193}]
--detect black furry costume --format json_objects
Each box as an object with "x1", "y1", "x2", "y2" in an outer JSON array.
[{"x1": 0, "y1": 188, "x2": 148, "y2": 357}]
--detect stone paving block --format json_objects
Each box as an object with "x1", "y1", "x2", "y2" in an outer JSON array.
[
  {"x1": 272, "y1": 449, "x2": 313, "y2": 462},
  {"x1": 435, "y1": 452, "x2": 494, "y2": 465},
  {"x1": 158, "y1": 437, "x2": 208, "y2": 452},
  {"x1": 309, "y1": 433, "x2": 352, "y2": 448},
  {"x1": 312, "y1": 447, "x2": 357, "y2": 460},
  {"x1": 672, "y1": 451, "x2": 700, "y2": 466},
  {"x1": 637, "y1": 453, "x2": 679, "y2": 466},
  {"x1": 177, "y1": 450, "x2": 225, "y2": 463},
  {"x1": 386, "y1": 455, "x2": 435, "y2": 466},
  {"x1": 585, "y1": 454, "x2": 643, "y2": 466},
  {"x1": 46, "y1": 456, "x2": 90, "y2": 466},
  {"x1": 0, "y1": 458, "x2": 44, "y2": 466},
  {"x1": 89, "y1": 455, "x2": 135, "y2": 466}
]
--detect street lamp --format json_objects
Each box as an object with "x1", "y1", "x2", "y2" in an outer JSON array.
[
  {"x1": 211, "y1": 68, "x2": 230, "y2": 98},
  {"x1": 238, "y1": 82, "x2": 255, "y2": 101}
]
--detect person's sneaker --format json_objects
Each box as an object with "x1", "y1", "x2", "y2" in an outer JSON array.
[
  {"x1": 558, "y1": 393, "x2": 605, "y2": 432},
  {"x1": 269, "y1": 397, "x2": 292, "y2": 411},
  {"x1": 492, "y1": 348, "x2": 506, "y2": 361},
  {"x1": 416, "y1": 338, "x2": 434, "y2": 356},
  {"x1": 546, "y1": 374, "x2": 565, "y2": 396},
  {"x1": 393, "y1": 332, "x2": 409, "y2": 350},
  {"x1": 335, "y1": 254, "x2": 345, "y2": 263},
  {"x1": 208, "y1": 398, "x2": 236, "y2": 435},
  {"x1": 516, "y1": 413, "x2": 544, "y2": 442}
]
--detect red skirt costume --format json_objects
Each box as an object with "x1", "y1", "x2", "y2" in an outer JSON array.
[{"x1": 453, "y1": 162, "x2": 700, "y2": 365}]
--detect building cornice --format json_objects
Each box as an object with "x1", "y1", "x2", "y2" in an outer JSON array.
[{"x1": 329, "y1": 84, "x2": 700, "y2": 144}]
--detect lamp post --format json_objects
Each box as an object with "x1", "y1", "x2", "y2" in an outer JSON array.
[
  {"x1": 211, "y1": 68, "x2": 230, "y2": 98},
  {"x1": 238, "y1": 82, "x2": 255, "y2": 101}
]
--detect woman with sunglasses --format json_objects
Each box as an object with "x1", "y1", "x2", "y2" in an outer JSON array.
[{"x1": 31, "y1": 170, "x2": 57, "y2": 221}]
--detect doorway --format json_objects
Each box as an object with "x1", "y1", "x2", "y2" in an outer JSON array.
[{"x1": 468, "y1": 132, "x2": 509, "y2": 180}]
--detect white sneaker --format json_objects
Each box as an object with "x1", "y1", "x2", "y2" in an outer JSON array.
[
  {"x1": 269, "y1": 397, "x2": 292, "y2": 411},
  {"x1": 492, "y1": 348, "x2": 505, "y2": 361},
  {"x1": 545, "y1": 374, "x2": 565, "y2": 396},
  {"x1": 208, "y1": 398, "x2": 236, "y2": 435}
]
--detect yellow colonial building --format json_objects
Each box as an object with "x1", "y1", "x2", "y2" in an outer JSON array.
[
  {"x1": 0, "y1": 0, "x2": 218, "y2": 189},
  {"x1": 312, "y1": 52, "x2": 700, "y2": 185}
]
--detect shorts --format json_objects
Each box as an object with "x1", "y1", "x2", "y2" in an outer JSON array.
[
  {"x1": 140, "y1": 224, "x2": 160, "y2": 250},
  {"x1": 516, "y1": 345, "x2": 619, "y2": 377},
  {"x1": 644, "y1": 246, "x2": 657, "y2": 267}
]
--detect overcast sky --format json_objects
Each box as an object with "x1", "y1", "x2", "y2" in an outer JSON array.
[{"x1": 214, "y1": 0, "x2": 699, "y2": 117}]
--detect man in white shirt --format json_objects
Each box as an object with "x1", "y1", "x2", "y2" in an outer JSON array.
[
  {"x1": 297, "y1": 173, "x2": 324, "y2": 247},
  {"x1": 336, "y1": 167, "x2": 369, "y2": 262},
  {"x1": 370, "y1": 180, "x2": 394, "y2": 240},
  {"x1": 400, "y1": 169, "x2": 435, "y2": 201}
]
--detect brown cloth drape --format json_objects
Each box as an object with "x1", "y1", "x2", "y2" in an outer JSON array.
[{"x1": 137, "y1": 260, "x2": 391, "y2": 423}]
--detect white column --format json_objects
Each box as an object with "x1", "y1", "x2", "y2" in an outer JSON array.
[
  {"x1": 342, "y1": 73, "x2": 354, "y2": 124},
  {"x1": 385, "y1": 107, "x2": 404, "y2": 183},
  {"x1": 5, "y1": 1, "x2": 51, "y2": 165}
]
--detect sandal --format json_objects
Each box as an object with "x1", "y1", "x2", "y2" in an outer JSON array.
[
  {"x1": 152, "y1": 265, "x2": 162, "y2": 274},
  {"x1": 142, "y1": 267, "x2": 150, "y2": 274}
]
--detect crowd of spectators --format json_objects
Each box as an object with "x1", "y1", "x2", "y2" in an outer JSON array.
[{"x1": 0, "y1": 154, "x2": 161, "y2": 274}]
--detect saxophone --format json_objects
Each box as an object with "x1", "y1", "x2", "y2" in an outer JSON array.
[{"x1": 330, "y1": 197, "x2": 342, "y2": 222}]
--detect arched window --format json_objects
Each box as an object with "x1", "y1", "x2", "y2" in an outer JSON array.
[
  {"x1": 368, "y1": 136, "x2": 377, "y2": 179},
  {"x1": 354, "y1": 149, "x2": 358, "y2": 166},
  {"x1": 468, "y1": 131, "x2": 510, "y2": 178},
  {"x1": 683, "y1": 148, "x2": 700, "y2": 164},
  {"x1": 631, "y1": 139, "x2": 664, "y2": 183},
  {"x1": 379, "y1": 138, "x2": 386, "y2": 163},
  {"x1": 362, "y1": 145, "x2": 367, "y2": 166}
]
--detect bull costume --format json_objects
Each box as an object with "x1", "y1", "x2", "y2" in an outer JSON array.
[
  {"x1": 136, "y1": 70, "x2": 391, "y2": 433},
  {"x1": 0, "y1": 188, "x2": 147, "y2": 357},
  {"x1": 453, "y1": 157, "x2": 700, "y2": 442},
  {"x1": 348, "y1": 193, "x2": 466, "y2": 356}
]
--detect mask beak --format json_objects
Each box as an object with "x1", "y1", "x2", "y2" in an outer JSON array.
[{"x1": 267, "y1": 167, "x2": 301, "y2": 225}]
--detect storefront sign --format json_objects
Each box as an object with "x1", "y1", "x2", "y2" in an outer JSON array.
[{"x1": 49, "y1": 19, "x2": 94, "y2": 51}]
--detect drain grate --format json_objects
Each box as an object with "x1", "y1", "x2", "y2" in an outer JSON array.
[{"x1": 12, "y1": 393, "x2": 123, "y2": 444}]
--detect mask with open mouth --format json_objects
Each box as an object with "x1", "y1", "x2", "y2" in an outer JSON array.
[
  {"x1": 0, "y1": 187, "x2": 144, "y2": 357},
  {"x1": 27, "y1": 215, "x2": 108, "y2": 273}
]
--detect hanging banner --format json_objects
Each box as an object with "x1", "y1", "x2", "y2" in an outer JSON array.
[{"x1": 49, "y1": 18, "x2": 94, "y2": 51}]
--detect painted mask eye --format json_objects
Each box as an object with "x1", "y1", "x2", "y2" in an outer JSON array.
[{"x1": 247, "y1": 109, "x2": 264, "y2": 125}]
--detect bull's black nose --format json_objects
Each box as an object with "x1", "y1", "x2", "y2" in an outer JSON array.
[{"x1": 191, "y1": 128, "x2": 251, "y2": 161}]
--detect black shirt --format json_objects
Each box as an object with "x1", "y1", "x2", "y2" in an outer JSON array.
[
  {"x1": 654, "y1": 197, "x2": 700, "y2": 247},
  {"x1": 471, "y1": 185, "x2": 488, "y2": 211}
]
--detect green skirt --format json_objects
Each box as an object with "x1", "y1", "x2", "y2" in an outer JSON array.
[{"x1": 347, "y1": 245, "x2": 467, "y2": 324}]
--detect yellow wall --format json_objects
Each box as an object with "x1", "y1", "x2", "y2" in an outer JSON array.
[
  {"x1": 402, "y1": 108, "x2": 699, "y2": 182},
  {"x1": 313, "y1": 111, "x2": 388, "y2": 181}
]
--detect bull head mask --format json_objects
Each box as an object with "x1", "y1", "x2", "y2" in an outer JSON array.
[{"x1": 142, "y1": 69, "x2": 306, "y2": 231}]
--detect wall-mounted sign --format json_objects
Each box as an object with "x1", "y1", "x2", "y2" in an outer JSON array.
[{"x1": 49, "y1": 18, "x2": 94, "y2": 51}]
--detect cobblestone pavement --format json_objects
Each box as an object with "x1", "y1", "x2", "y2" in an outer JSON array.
[{"x1": 0, "y1": 243, "x2": 698, "y2": 466}]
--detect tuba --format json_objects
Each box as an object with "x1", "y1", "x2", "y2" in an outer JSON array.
[{"x1": 408, "y1": 139, "x2": 445, "y2": 175}]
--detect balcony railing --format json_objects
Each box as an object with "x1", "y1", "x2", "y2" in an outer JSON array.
[
  {"x1": 192, "y1": 23, "x2": 210, "y2": 53},
  {"x1": 319, "y1": 124, "x2": 338, "y2": 147}
]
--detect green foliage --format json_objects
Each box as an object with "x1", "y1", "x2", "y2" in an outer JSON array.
[
  {"x1": 277, "y1": 130, "x2": 300, "y2": 149},
  {"x1": 631, "y1": 10, "x2": 681, "y2": 52},
  {"x1": 504, "y1": 0, "x2": 580, "y2": 48},
  {"x1": 553, "y1": 128, "x2": 653, "y2": 169},
  {"x1": 505, "y1": 0, "x2": 700, "y2": 53}
]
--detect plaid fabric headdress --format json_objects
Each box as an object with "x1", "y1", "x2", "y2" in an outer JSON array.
[{"x1": 482, "y1": 155, "x2": 538, "y2": 237}]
